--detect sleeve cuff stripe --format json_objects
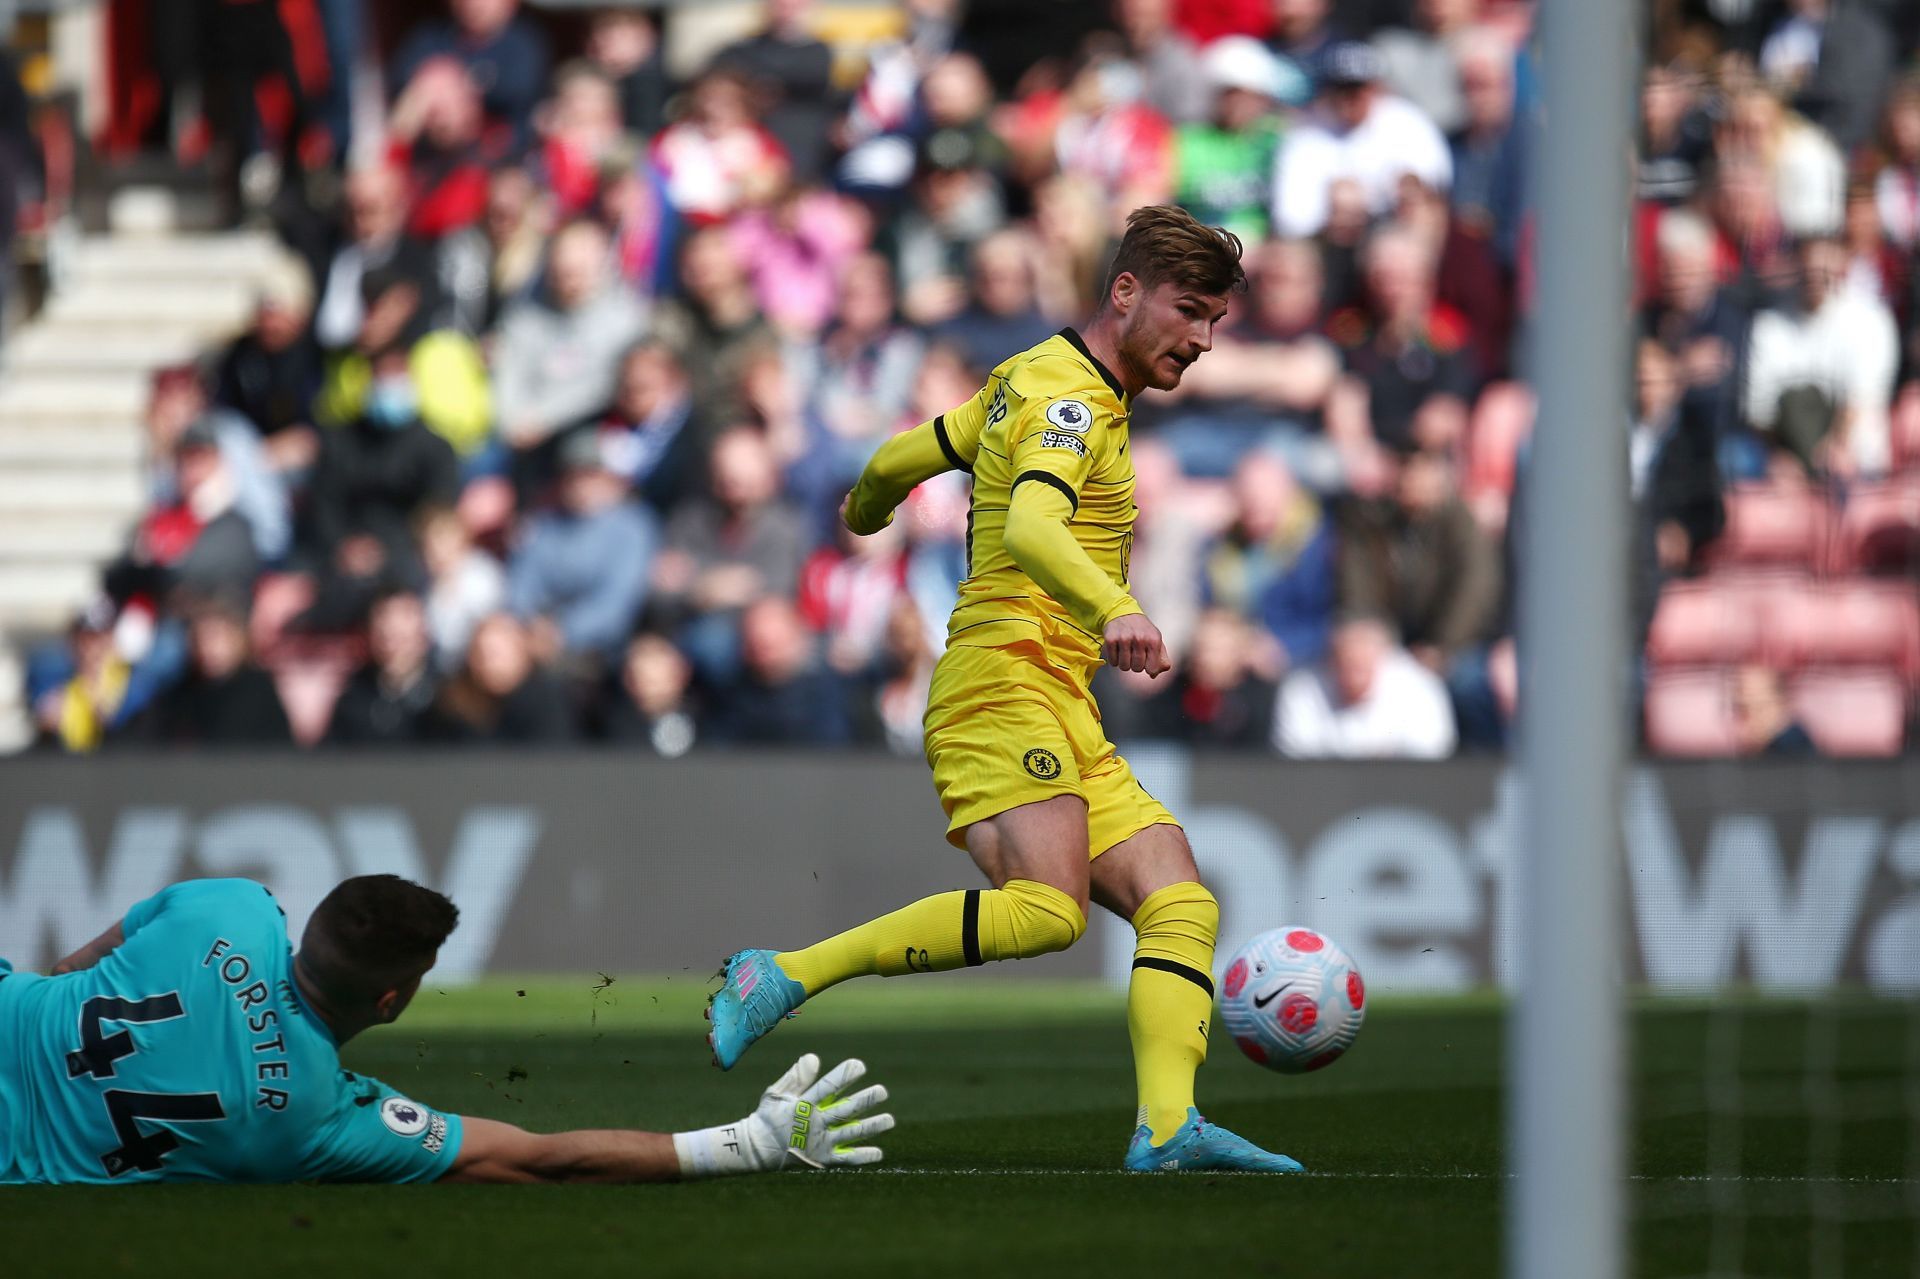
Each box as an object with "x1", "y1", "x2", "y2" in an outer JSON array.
[
  {"x1": 1013, "y1": 470, "x2": 1080, "y2": 514},
  {"x1": 933, "y1": 415, "x2": 970, "y2": 474}
]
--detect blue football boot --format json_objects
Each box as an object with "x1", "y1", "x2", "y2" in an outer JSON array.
[
  {"x1": 705, "y1": 949, "x2": 807, "y2": 1070},
  {"x1": 1123, "y1": 1108, "x2": 1305, "y2": 1173}
]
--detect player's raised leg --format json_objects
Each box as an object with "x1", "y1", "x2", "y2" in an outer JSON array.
[
  {"x1": 707, "y1": 795, "x2": 1091, "y2": 1069},
  {"x1": 1091, "y1": 823, "x2": 1302, "y2": 1173}
]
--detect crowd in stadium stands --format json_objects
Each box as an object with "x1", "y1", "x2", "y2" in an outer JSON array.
[{"x1": 19, "y1": 0, "x2": 1920, "y2": 757}]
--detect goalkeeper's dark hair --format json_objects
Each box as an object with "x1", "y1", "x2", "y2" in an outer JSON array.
[
  {"x1": 300, "y1": 875, "x2": 459, "y2": 1004},
  {"x1": 1100, "y1": 205, "x2": 1247, "y2": 306}
]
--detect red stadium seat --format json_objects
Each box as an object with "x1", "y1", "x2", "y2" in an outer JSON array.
[
  {"x1": 1643, "y1": 668, "x2": 1738, "y2": 757},
  {"x1": 1787, "y1": 668, "x2": 1909, "y2": 757},
  {"x1": 1832, "y1": 479, "x2": 1920, "y2": 573},
  {"x1": 1707, "y1": 484, "x2": 1829, "y2": 570},
  {"x1": 1645, "y1": 579, "x2": 1767, "y2": 668},
  {"x1": 1770, "y1": 581, "x2": 1920, "y2": 676}
]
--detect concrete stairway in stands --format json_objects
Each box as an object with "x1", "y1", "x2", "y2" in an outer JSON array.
[{"x1": 0, "y1": 227, "x2": 284, "y2": 746}]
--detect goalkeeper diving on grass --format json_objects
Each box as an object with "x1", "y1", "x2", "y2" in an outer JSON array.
[
  {"x1": 707, "y1": 205, "x2": 1300, "y2": 1174},
  {"x1": 0, "y1": 875, "x2": 892, "y2": 1184}
]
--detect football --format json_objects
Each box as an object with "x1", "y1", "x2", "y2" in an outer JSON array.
[{"x1": 1220, "y1": 927, "x2": 1367, "y2": 1074}]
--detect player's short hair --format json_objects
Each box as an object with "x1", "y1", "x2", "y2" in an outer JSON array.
[
  {"x1": 301, "y1": 875, "x2": 459, "y2": 1005},
  {"x1": 1101, "y1": 205, "x2": 1247, "y2": 305}
]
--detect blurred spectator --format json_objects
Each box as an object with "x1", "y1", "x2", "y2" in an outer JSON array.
[
  {"x1": 837, "y1": 9, "x2": 971, "y2": 194},
  {"x1": 427, "y1": 612, "x2": 574, "y2": 744},
  {"x1": 1730, "y1": 664, "x2": 1818, "y2": 758},
  {"x1": 301, "y1": 348, "x2": 462, "y2": 623},
  {"x1": 1840, "y1": 181, "x2": 1905, "y2": 311},
  {"x1": 213, "y1": 254, "x2": 324, "y2": 451},
  {"x1": 589, "y1": 341, "x2": 712, "y2": 513},
  {"x1": 312, "y1": 164, "x2": 438, "y2": 353},
  {"x1": 1151, "y1": 238, "x2": 1341, "y2": 480},
  {"x1": 1744, "y1": 234, "x2": 1899, "y2": 476},
  {"x1": 787, "y1": 253, "x2": 925, "y2": 511},
  {"x1": 1709, "y1": 156, "x2": 1795, "y2": 307},
  {"x1": 1876, "y1": 81, "x2": 1920, "y2": 252},
  {"x1": 932, "y1": 229, "x2": 1058, "y2": 375},
  {"x1": 393, "y1": 0, "x2": 552, "y2": 146},
  {"x1": 1111, "y1": 0, "x2": 1209, "y2": 124},
  {"x1": 799, "y1": 520, "x2": 909, "y2": 676},
  {"x1": 1327, "y1": 223, "x2": 1474, "y2": 458},
  {"x1": 1273, "y1": 613, "x2": 1456, "y2": 758},
  {"x1": 507, "y1": 431, "x2": 660, "y2": 663},
  {"x1": 1372, "y1": 0, "x2": 1479, "y2": 135},
  {"x1": 714, "y1": 0, "x2": 838, "y2": 185},
  {"x1": 530, "y1": 62, "x2": 627, "y2": 219},
  {"x1": 653, "y1": 224, "x2": 780, "y2": 426},
  {"x1": 892, "y1": 125, "x2": 1009, "y2": 327},
  {"x1": 125, "y1": 601, "x2": 294, "y2": 748},
  {"x1": 1446, "y1": 27, "x2": 1525, "y2": 265},
  {"x1": 586, "y1": 8, "x2": 670, "y2": 138},
  {"x1": 1716, "y1": 84, "x2": 1843, "y2": 242},
  {"x1": 112, "y1": 419, "x2": 263, "y2": 613},
  {"x1": 1204, "y1": 451, "x2": 1336, "y2": 672},
  {"x1": 200, "y1": 0, "x2": 316, "y2": 226},
  {"x1": 1631, "y1": 340, "x2": 1725, "y2": 643},
  {"x1": 141, "y1": 367, "x2": 291, "y2": 565},
  {"x1": 601, "y1": 632, "x2": 701, "y2": 754},
  {"x1": 314, "y1": 268, "x2": 493, "y2": 459},
  {"x1": 34, "y1": 602, "x2": 132, "y2": 754},
  {"x1": 438, "y1": 164, "x2": 548, "y2": 335},
  {"x1": 1397, "y1": 175, "x2": 1511, "y2": 383},
  {"x1": 325, "y1": 588, "x2": 439, "y2": 747},
  {"x1": 418, "y1": 506, "x2": 506, "y2": 668},
  {"x1": 1269, "y1": 0, "x2": 1348, "y2": 87},
  {"x1": 1639, "y1": 208, "x2": 1749, "y2": 451},
  {"x1": 1639, "y1": 61, "x2": 1714, "y2": 207},
  {"x1": 1143, "y1": 608, "x2": 1278, "y2": 748},
  {"x1": 0, "y1": 48, "x2": 29, "y2": 352},
  {"x1": 1030, "y1": 174, "x2": 1112, "y2": 318},
  {"x1": 849, "y1": 596, "x2": 937, "y2": 754},
  {"x1": 493, "y1": 219, "x2": 648, "y2": 460},
  {"x1": 1272, "y1": 41, "x2": 1450, "y2": 237},
  {"x1": 1758, "y1": 0, "x2": 1891, "y2": 154},
  {"x1": 732, "y1": 188, "x2": 870, "y2": 335},
  {"x1": 652, "y1": 428, "x2": 809, "y2": 681},
  {"x1": 388, "y1": 58, "x2": 495, "y2": 240},
  {"x1": 1173, "y1": 38, "x2": 1306, "y2": 242},
  {"x1": 652, "y1": 66, "x2": 790, "y2": 224},
  {"x1": 706, "y1": 596, "x2": 851, "y2": 745},
  {"x1": 1336, "y1": 449, "x2": 1501, "y2": 669},
  {"x1": 1007, "y1": 36, "x2": 1173, "y2": 212}
]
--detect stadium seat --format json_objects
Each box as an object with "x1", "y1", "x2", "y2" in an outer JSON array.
[
  {"x1": 1831, "y1": 479, "x2": 1920, "y2": 573},
  {"x1": 1642, "y1": 668, "x2": 1738, "y2": 757},
  {"x1": 1644, "y1": 578, "x2": 1766, "y2": 668},
  {"x1": 1786, "y1": 668, "x2": 1909, "y2": 757},
  {"x1": 1769, "y1": 580, "x2": 1920, "y2": 677},
  {"x1": 1706, "y1": 483, "x2": 1829, "y2": 570}
]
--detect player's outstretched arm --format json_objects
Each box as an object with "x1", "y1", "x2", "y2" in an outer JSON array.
[
  {"x1": 441, "y1": 1054, "x2": 893, "y2": 1184},
  {"x1": 842, "y1": 417, "x2": 967, "y2": 535},
  {"x1": 49, "y1": 920, "x2": 126, "y2": 975}
]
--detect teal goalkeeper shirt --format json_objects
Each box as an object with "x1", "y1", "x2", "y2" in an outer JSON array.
[
  {"x1": 1174, "y1": 120, "x2": 1283, "y2": 243},
  {"x1": 0, "y1": 878, "x2": 462, "y2": 1184}
]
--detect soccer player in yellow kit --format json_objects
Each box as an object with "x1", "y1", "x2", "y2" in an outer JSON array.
[{"x1": 707, "y1": 206, "x2": 1301, "y2": 1172}]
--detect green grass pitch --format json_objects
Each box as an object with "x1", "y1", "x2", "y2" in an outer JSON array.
[{"x1": 4, "y1": 979, "x2": 1914, "y2": 1277}]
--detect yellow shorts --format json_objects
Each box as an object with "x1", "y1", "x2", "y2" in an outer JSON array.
[{"x1": 923, "y1": 638, "x2": 1178, "y2": 857}]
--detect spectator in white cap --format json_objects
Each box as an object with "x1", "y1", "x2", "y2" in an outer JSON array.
[
  {"x1": 1271, "y1": 40, "x2": 1452, "y2": 238},
  {"x1": 1172, "y1": 38, "x2": 1309, "y2": 241}
]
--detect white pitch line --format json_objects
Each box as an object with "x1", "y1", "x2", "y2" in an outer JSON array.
[{"x1": 864, "y1": 1170, "x2": 1920, "y2": 1185}]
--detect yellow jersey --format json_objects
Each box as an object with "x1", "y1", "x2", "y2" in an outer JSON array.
[{"x1": 843, "y1": 329, "x2": 1141, "y2": 665}]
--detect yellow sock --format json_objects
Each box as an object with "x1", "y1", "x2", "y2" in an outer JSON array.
[
  {"x1": 775, "y1": 879, "x2": 1086, "y2": 997},
  {"x1": 1127, "y1": 881, "x2": 1219, "y2": 1145}
]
